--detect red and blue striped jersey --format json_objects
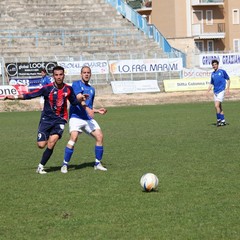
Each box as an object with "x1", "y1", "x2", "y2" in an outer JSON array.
[{"x1": 23, "y1": 83, "x2": 79, "y2": 122}]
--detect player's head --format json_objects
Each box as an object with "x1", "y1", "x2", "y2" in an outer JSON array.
[
  {"x1": 40, "y1": 68, "x2": 47, "y2": 76},
  {"x1": 211, "y1": 60, "x2": 219, "y2": 70},
  {"x1": 81, "y1": 66, "x2": 91, "y2": 83},
  {"x1": 53, "y1": 66, "x2": 65, "y2": 87}
]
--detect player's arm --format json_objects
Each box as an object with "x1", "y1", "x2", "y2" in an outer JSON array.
[
  {"x1": 207, "y1": 84, "x2": 213, "y2": 93},
  {"x1": 93, "y1": 107, "x2": 107, "y2": 115},
  {"x1": 5, "y1": 87, "x2": 44, "y2": 100},
  {"x1": 207, "y1": 76, "x2": 214, "y2": 94},
  {"x1": 5, "y1": 94, "x2": 24, "y2": 100},
  {"x1": 226, "y1": 78, "x2": 230, "y2": 94},
  {"x1": 81, "y1": 100, "x2": 94, "y2": 118}
]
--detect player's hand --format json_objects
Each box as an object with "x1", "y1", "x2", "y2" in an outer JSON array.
[
  {"x1": 226, "y1": 89, "x2": 230, "y2": 96},
  {"x1": 83, "y1": 94, "x2": 89, "y2": 100},
  {"x1": 98, "y1": 108, "x2": 107, "y2": 115},
  {"x1": 5, "y1": 95, "x2": 15, "y2": 100},
  {"x1": 77, "y1": 93, "x2": 89, "y2": 102}
]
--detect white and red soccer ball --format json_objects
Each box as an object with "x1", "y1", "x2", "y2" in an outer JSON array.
[{"x1": 140, "y1": 173, "x2": 159, "y2": 192}]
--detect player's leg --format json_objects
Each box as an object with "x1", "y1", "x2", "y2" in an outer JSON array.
[
  {"x1": 61, "y1": 118, "x2": 83, "y2": 173},
  {"x1": 61, "y1": 131, "x2": 80, "y2": 173},
  {"x1": 36, "y1": 134, "x2": 59, "y2": 174},
  {"x1": 214, "y1": 100, "x2": 222, "y2": 126},
  {"x1": 219, "y1": 102, "x2": 226, "y2": 125},
  {"x1": 36, "y1": 121, "x2": 64, "y2": 174},
  {"x1": 215, "y1": 91, "x2": 226, "y2": 126},
  {"x1": 87, "y1": 120, "x2": 107, "y2": 171}
]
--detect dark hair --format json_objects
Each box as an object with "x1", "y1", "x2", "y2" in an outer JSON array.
[
  {"x1": 212, "y1": 59, "x2": 219, "y2": 65},
  {"x1": 40, "y1": 68, "x2": 47, "y2": 73},
  {"x1": 53, "y1": 65, "x2": 65, "y2": 74}
]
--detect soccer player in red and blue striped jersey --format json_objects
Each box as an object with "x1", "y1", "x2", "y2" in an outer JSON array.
[{"x1": 5, "y1": 66, "x2": 88, "y2": 174}]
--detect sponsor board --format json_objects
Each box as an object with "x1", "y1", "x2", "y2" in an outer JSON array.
[
  {"x1": 5, "y1": 62, "x2": 57, "y2": 77},
  {"x1": 200, "y1": 53, "x2": 240, "y2": 68},
  {"x1": 109, "y1": 58, "x2": 183, "y2": 74},
  {"x1": 164, "y1": 77, "x2": 240, "y2": 92},
  {"x1": 58, "y1": 61, "x2": 109, "y2": 75},
  {"x1": 9, "y1": 77, "x2": 42, "y2": 91},
  {"x1": 0, "y1": 85, "x2": 20, "y2": 98},
  {"x1": 111, "y1": 80, "x2": 160, "y2": 94}
]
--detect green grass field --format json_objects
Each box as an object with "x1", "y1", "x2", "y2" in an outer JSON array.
[{"x1": 0, "y1": 101, "x2": 240, "y2": 240}]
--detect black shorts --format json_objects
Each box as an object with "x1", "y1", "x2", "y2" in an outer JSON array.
[{"x1": 37, "y1": 118, "x2": 66, "y2": 142}]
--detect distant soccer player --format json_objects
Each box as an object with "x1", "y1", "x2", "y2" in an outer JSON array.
[
  {"x1": 61, "y1": 66, "x2": 107, "y2": 173},
  {"x1": 207, "y1": 59, "x2": 230, "y2": 126},
  {"x1": 39, "y1": 68, "x2": 52, "y2": 110},
  {"x1": 5, "y1": 66, "x2": 89, "y2": 174}
]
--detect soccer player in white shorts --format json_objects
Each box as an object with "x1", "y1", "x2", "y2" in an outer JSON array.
[
  {"x1": 69, "y1": 118, "x2": 101, "y2": 136},
  {"x1": 207, "y1": 60, "x2": 230, "y2": 127},
  {"x1": 61, "y1": 66, "x2": 107, "y2": 173}
]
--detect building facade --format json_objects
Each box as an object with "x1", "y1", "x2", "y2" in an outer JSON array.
[{"x1": 149, "y1": 0, "x2": 240, "y2": 54}]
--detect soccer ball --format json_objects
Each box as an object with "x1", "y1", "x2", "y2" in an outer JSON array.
[{"x1": 140, "y1": 173, "x2": 159, "y2": 192}]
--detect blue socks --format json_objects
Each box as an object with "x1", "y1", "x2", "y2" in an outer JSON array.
[
  {"x1": 95, "y1": 146, "x2": 103, "y2": 162},
  {"x1": 63, "y1": 147, "x2": 74, "y2": 165},
  {"x1": 216, "y1": 113, "x2": 225, "y2": 121}
]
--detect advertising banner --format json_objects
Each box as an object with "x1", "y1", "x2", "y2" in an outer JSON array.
[
  {"x1": 0, "y1": 85, "x2": 25, "y2": 98},
  {"x1": 164, "y1": 77, "x2": 240, "y2": 92},
  {"x1": 109, "y1": 58, "x2": 183, "y2": 74},
  {"x1": 5, "y1": 62, "x2": 57, "y2": 77},
  {"x1": 58, "y1": 61, "x2": 109, "y2": 75},
  {"x1": 111, "y1": 80, "x2": 160, "y2": 94},
  {"x1": 183, "y1": 68, "x2": 212, "y2": 79},
  {"x1": 199, "y1": 53, "x2": 240, "y2": 69},
  {"x1": 9, "y1": 77, "x2": 43, "y2": 91}
]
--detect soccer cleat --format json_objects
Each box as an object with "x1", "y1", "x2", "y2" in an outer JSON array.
[
  {"x1": 61, "y1": 165, "x2": 68, "y2": 174},
  {"x1": 94, "y1": 162, "x2": 107, "y2": 171},
  {"x1": 36, "y1": 166, "x2": 47, "y2": 174},
  {"x1": 216, "y1": 120, "x2": 222, "y2": 127},
  {"x1": 220, "y1": 121, "x2": 226, "y2": 126}
]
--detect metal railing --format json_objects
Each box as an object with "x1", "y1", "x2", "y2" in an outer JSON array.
[
  {"x1": 105, "y1": 0, "x2": 186, "y2": 66},
  {"x1": 192, "y1": 23, "x2": 225, "y2": 38},
  {"x1": 192, "y1": 0, "x2": 224, "y2": 4}
]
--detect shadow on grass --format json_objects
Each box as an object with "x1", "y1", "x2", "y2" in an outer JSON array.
[
  {"x1": 210, "y1": 122, "x2": 229, "y2": 127},
  {"x1": 47, "y1": 162, "x2": 94, "y2": 173}
]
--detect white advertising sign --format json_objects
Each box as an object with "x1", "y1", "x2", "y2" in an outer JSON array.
[
  {"x1": 0, "y1": 85, "x2": 18, "y2": 98},
  {"x1": 109, "y1": 58, "x2": 183, "y2": 74},
  {"x1": 183, "y1": 68, "x2": 212, "y2": 79},
  {"x1": 58, "y1": 61, "x2": 109, "y2": 75},
  {"x1": 111, "y1": 80, "x2": 160, "y2": 94},
  {"x1": 199, "y1": 53, "x2": 240, "y2": 68},
  {"x1": 163, "y1": 78, "x2": 210, "y2": 92}
]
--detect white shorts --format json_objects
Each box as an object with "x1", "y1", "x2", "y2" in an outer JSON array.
[
  {"x1": 69, "y1": 117, "x2": 100, "y2": 134},
  {"x1": 214, "y1": 90, "x2": 225, "y2": 102}
]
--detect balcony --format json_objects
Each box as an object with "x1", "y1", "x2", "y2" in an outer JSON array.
[
  {"x1": 126, "y1": 0, "x2": 152, "y2": 10},
  {"x1": 192, "y1": 22, "x2": 225, "y2": 39},
  {"x1": 192, "y1": 0, "x2": 224, "y2": 6}
]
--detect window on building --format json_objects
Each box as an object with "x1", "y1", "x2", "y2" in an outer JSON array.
[
  {"x1": 195, "y1": 41, "x2": 204, "y2": 52},
  {"x1": 207, "y1": 40, "x2": 214, "y2": 52},
  {"x1": 232, "y1": 9, "x2": 239, "y2": 24},
  {"x1": 233, "y1": 39, "x2": 240, "y2": 52},
  {"x1": 206, "y1": 10, "x2": 213, "y2": 25}
]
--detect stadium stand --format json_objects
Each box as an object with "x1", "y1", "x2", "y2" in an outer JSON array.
[{"x1": 0, "y1": 0, "x2": 184, "y2": 91}]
